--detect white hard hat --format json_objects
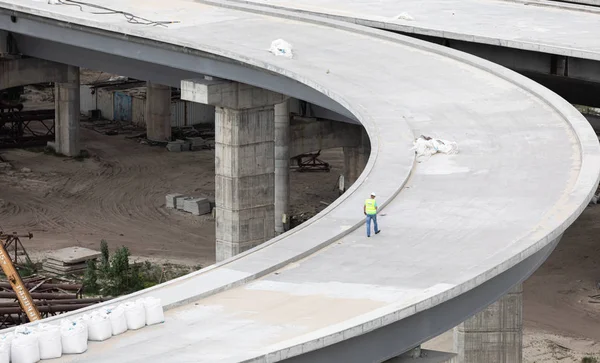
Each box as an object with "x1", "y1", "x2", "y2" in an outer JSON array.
[{"x1": 371, "y1": 192, "x2": 376, "y2": 196}]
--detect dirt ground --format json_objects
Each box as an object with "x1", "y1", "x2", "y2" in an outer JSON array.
[{"x1": 0, "y1": 126, "x2": 342, "y2": 268}]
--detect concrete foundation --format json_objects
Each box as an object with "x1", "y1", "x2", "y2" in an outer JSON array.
[
  {"x1": 53, "y1": 65, "x2": 80, "y2": 157},
  {"x1": 343, "y1": 127, "x2": 370, "y2": 189},
  {"x1": 181, "y1": 78, "x2": 286, "y2": 262},
  {"x1": 145, "y1": 81, "x2": 171, "y2": 142},
  {"x1": 454, "y1": 284, "x2": 523, "y2": 363},
  {"x1": 274, "y1": 100, "x2": 290, "y2": 234}
]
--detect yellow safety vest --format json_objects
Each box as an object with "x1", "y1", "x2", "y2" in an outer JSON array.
[{"x1": 365, "y1": 199, "x2": 377, "y2": 215}]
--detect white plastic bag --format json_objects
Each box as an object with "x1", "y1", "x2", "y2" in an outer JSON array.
[
  {"x1": 60, "y1": 319, "x2": 88, "y2": 354},
  {"x1": 124, "y1": 301, "x2": 146, "y2": 330},
  {"x1": 143, "y1": 297, "x2": 165, "y2": 326},
  {"x1": 269, "y1": 39, "x2": 293, "y2": 58},
  {"x1": 36, "y1": 323, "x2": 62, "y2": 359},
  {"x1": 394, "y1": 12, "x2": 414, "y2": 21},
  {"x1": 11, "y1": 327, "x2": 39, "y2": 363},
  {"x1": 103, "y1": 305, "x2": 128, "y2": 335},
  {"x1": 0, "y1": 342, "x2": 9, "y2": 363},
  {"x1": 86, "y1": 311, "x2": 112, "y2": 341}
]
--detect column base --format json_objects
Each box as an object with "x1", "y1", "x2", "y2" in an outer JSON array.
[{"x1": 454, "y1": 284, "x2": 523, "y2": 363}]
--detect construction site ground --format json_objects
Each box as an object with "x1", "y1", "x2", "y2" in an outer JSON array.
[{"x1": 0, "y1": 122, "x2": 598, "y2": 361}]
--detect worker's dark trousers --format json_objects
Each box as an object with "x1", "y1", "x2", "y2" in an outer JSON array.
[{"x1": 366, "y1": 214, "x2": 378, "y2": 237}]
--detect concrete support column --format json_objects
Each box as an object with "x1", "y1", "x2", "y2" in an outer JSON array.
[
  {"x1": 0, "y1": 31, "x2": 7, "y2": 56},
  {"x1": 274, "y1": 100, "x2": 290, "y2": 234},
  {"x1": 385, "y1": 347, "x2": 456, "y2": 363},
  {"x1": 214, "y1": 105, "x2": 277, "y2": 261},
  {"x1": 454, "y1": 284, "x2": 523, "y2": 363},
  {"x1": 53, "y1": 65, "x2": 80, "y2": 157},
  {"x1": 145, "y1": 81, "x2": 171, "y2": 142},
  {"x1": 343, "y1": 127, "x2": 370, "y2": 189},
  {"x1": 181, "y1": 78, "x2": 287, "y2": 262}
]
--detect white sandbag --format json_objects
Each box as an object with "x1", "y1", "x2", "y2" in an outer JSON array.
[
  {"x1": 11, "y1": 327, "x2": 39, "y2": 363},
  {"x1": 0, "y1": 333, "x2": 14, "y2": 362},
  {"x1": 87, "y1": 312, "x2": 112, "y2": 341},
  {"x1": 36, "y1": 323, "x2": 62, "y2": 359},
  {"x1": 269, "y1": 39, "x2": 293, "y2": 58},
  {"x1": 60, "y1": 319, "x2": 88, "y2": 354},
  {"x1": 143, "y1": 297, "x2": 165, "y2": 326},
  {"x1": 103, "y1": 305, "x2": 128, "y2": 336},
  {"x1": 124, "y1": 301, "x2": 146, "y2": 330},
  {"x1": 0, "y1": 342, "x2": 9, "y2": 363}
]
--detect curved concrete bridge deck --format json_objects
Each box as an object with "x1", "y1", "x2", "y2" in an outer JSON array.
[
  {"x1": 0, "y1": 0, "x2": 599, "y2": 362},
  {"x1": 234, "y1": 0, "x2": 600, "y2": 61}
]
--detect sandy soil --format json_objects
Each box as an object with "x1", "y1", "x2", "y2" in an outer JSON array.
[{"x1": 0, "y1": 126, "x2": 342, "y2": 268}]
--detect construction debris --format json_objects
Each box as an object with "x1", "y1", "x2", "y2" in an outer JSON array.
[
  {"x1": 43, "y1": 246, "x2": 101, "y2": 276},
  {"x1": 412, "y1": 135, "x2": 459, "y2": 162},
  {"x1": 291, "y1": 150, "x2": 331, "y2": 172}
]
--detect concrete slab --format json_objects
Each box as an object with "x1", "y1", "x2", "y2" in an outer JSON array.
[
  {"x1": 183, "y1": 197, "x2": 211, "y2": 216},
  {"x1": 176, "y1": 196, "x2": 192, "y2": 211},
  {"x1": 166, "y1": 141, "x2": 182, "y2": 152},
  {"x1": 165, "y1": 193, "x2": 185, "y2": 209},
  {"x1": 44, "y1": 246, "x2": 100, "y2": 265}
]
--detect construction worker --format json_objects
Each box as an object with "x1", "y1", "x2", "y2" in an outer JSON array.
[{"x1": 364, "y1": 192, "x2": 381, "y2": 237}]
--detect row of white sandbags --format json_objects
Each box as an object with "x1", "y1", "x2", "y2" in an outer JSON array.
[{"x1": 0, "y1": 296, "x2": 164, "y2": 363}]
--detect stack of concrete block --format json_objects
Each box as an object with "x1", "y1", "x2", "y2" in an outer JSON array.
[
  {"x1": 43, "y1": 246, "x2": 101, "y2": 275},
  {"x1": 166, "y1": 193, "x2": 212, "y2": 216},
  {"x1": 187, "y1": 137, "x2": 206, "y2": 150},
  {"x1": 166, "y1": 139, "x2": 193, "y2": 152},
  {"x1": 183, "y1": 197, "x2": 211, "y2": 216},
  {"x1": 166, "y1": 193, "x2": 185, "y2": 209}
]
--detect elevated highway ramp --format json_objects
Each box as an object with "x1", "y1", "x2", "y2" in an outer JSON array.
[{"x1": 0, "y1": 0, "x2": 598, "y2": 362}]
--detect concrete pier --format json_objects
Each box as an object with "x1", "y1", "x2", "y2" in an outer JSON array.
[
  {"x1": 274, "y1": 100, "x2": 290, "y2": 234},
  {"x1": 343, "y1": 127, "x2": 370, "y2": 188},
  {"x1": 385, "y1": 347, "x2": 456, "y2": 363},
  {"x1": 181, "y1": 79, "x2": 286, "y2": 261},
  {"x1": 53, "y1": 65, "x2": 80, "y2": 157},
  {"x1": 145, "y1": 81, "x2": 171, "y2": 142},
  {"x1": 454, "y1": 284, "x2": 523, "y2": 363}
]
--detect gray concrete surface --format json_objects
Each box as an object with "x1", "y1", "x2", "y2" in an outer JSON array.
[
  {"x1": 53, "y1": 64, "x2": 80, "y2": 157},
  {"x1": 233, "y1": 0, "x2": 600, "y2": 60},
  {"x1": 0, "y1": 58, "x2": 70, "y2": 90},
  {"x1": 145, "y1": 81, "x2": 172, "y2": 142},
  {"x1": 274, "y1": 100, "x2": 290, "y2": 234},
  {"x1": 0, "y1": 0, "x2": 599, "y2": 362}
]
